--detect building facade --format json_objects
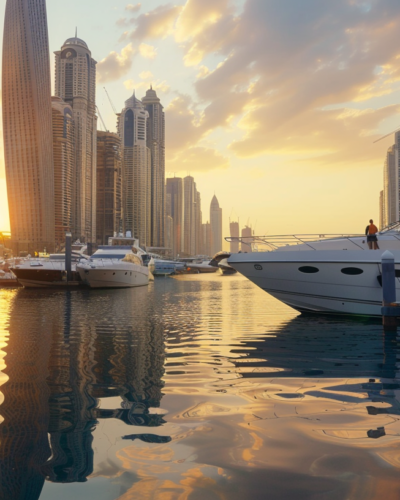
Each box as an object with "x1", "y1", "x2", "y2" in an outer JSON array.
[
  {"x1": 202, "y1": 222, "x2": 211, "y2": 256},
  {"x1": 230, "y1": 221, "x2": 240, "y2": 254},
  {"x1": 383, "y1": 144, "x2": 397, "y2": 227},
  {"x1": 54, "y1": 36, "x2": 97, "y2": 243},
  {"x1": 51, "y1": 97, "x2": 75, "y2": 249},
  {"x1": 142, "y1": 87, "x2": 165, "y2": 248},
  {"x1": 96, "y1": 132, "x2": 122, "y2": 245},
  {"x1": 210, "y1": 195, "x2": 223, "y2": 256},
  {"x1": 119, "y1": 93, "x2": 151, "y2": 246},
  {"x1": 241, "y1": 225, "x2": 253, "y2": 253},
  {"x1": 165, "y1": 177, "x2": 184, "y2": 257},
  {"x1": 183, "y1": 176, "x2": 198, "y2": 256},
  {"x1": 3, "y1": 0, "x2": 55, "y2": 253}
]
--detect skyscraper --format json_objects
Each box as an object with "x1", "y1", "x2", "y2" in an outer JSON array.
[
  {"x1": 3, "y1": 0, "x2": 55, "y2": 254},
  {"x1": 230, "y1": 221, "x2": 240, "y2": 253},
  {"x1": 210, "y1": 195, "x2": 223, "y2": 256},
  {"x1": 166, "y1": 177, "x2": 184, "y2": 257},
  {"x1": 379, "y1": 190, "x2": 384, "y2": 231},
  {"x1": 183, "y1": 176, "x2": 197, "y2": 256},
  {"x1": 142, "y1": 87, "x2": 165, "y2": 248},
  {"x1": 383, "y1": 143, "x2": 397, "y2": 227},
  {"x1": 119, "y1": 93, "x2": 151, "y2": 246},
  {"x1": 51, "y1": 97, "x2": 75, "y2": 250},
  {"x1": 96, "y1": 132, "x2": 122, "y2": 245},
  {"x1": 202, "y1": 222, "x2": 211, "y2": 256},
  {"x1": 241, "y1": 225, "x2": 253, "y2": 253},
  {"x1": 195, "y1": 190, "x2": 203, "y2": 255},
  {"x1": 54, "y1": 35, "x2": 97, "y2": 243}
]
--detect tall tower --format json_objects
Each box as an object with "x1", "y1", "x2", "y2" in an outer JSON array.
[
  {"x1": 119, "y1": 93, "x2": 151, "y2": 246},
  {"x1": 166, "y1": 177, "x2": 184, "y2": 257},
  {"x1": 210, "y1": 195, "x2": 223, "y2": 255},
  {"x1": 230, "y1": 221, "x2": 240, "y2": 253},
  {"x1": 142, "y1": 87, "x2": 165, "y2": 248},
  {"x1": 2, "y1": 0, "x2": 55, "y2": 254},
  {"x1": 51, "y1": 97, "x2": 75, "y2": 250},
  {"x1": 383, "y1": 144, "x2": 396, "y2": 227},
  {"x1": 96, "y1": 131, "x2": 122, "y2": 245},
  {"x1": 54, "y1": 35, "x2": 97, "y2": 243},
  {"x1": 183, "y1": 176, "x2": 197, "y2": 256}
]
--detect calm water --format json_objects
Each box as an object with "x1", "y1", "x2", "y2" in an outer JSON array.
[{"x1": 1, "y1": 274, "x2": 400, "y2": 499}]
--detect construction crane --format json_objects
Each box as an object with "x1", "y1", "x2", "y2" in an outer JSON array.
[
  {"x1": 374, "y1": 126, "x2": 400, "y2": 144},
  {"x1": 96, "y1": 106, "x2": 108, "y2": 132},
  {"x1": 104, "y1": 87, "x2": 117, "y2": 115}
]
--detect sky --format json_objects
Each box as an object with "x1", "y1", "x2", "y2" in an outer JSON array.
[{"x1": 1, "y1": 0, "x2": 400, "y2": 239}]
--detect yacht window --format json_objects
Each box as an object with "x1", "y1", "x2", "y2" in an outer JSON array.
[
  {"x1": 341, "y1": 267, "x2": 363, "y2": 275},
  {"x1": 91, "y1": 254, "x2": 126, "y2": 260},
  {"x1": 299, "y1": 266, "x2": 319, "y2": 274}
]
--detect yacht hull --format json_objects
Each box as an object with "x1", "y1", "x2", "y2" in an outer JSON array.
[
  {"x1": 77, "y1": 266, "x2": 149, "y2": 289},
  {"x1": 228, "y1": 250, "x2": 400, "y2": 317}
]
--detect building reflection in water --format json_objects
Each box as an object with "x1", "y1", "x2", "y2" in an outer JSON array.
[{"x1": 0, "y1": 288, "x2": 166, "y2": 497}]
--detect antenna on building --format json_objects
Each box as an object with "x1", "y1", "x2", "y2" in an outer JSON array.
[{"x1": 75, "y1": 27, "x2": 78, "y2": 39}]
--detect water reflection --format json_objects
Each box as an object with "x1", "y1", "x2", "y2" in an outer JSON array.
[
  {"x1": 0, "y1": 287, "x2": 166, "y2": 498},
  {"x1": 2, "y1": 276, "x2": 400, "y2": 499}
]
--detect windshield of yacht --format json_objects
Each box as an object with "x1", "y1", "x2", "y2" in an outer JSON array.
[
  {"x1": 91, "y1": 254, "x2": 127, "y2": 260},
  {"x1": 379, "y1": 221, "x2": 400, "y2": 233}
]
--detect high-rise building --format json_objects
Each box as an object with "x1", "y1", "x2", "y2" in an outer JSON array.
[
  {"x1": 230, "y1": 221, "x2": 240, "y2": 253},
  {"x1": 51, "y1": 97, "x2": 75, "y2": 250},
  {"x1": 96, "y1": 132, "x2": 122, "y2": 245},
  {"x1": 183, "y1": 176, "x2": 197, "y2": 256},
  {"x1": 142, "y1": 87, "x2": 165, "y2": 248},
  {"x1": 202, "y1": 222, "x2": 211, "y2": 256},
  {"x1": 210, "y1": 195, "x2": 223, "y2": 256},
  {"x1": 3, "y1": 0, "x2": 55, "y2": 254},
  {"x1": 119, "y1": 93, "x2": 151, "y2": 246},
  {"x1": 241, "y1": 225, "x2": 253, "y2": 253},
  {"x1": 379, "y1": 190, "x2": 384, "y2": 231},
  {"x1": 54, "y1": 35, "x2": 97, "y2": 243},
  {"x1": 196, "y1": 190, "x2": 203, "y2": 255},
  {"x1": 383, "y1": 144, "x2": 396, "y2": 227},
  {"x1": 165, "y1": 215, "x2": 174, "y2": 258},
  {"x1": 166, "y1": 177, "x2": 184, "y2": 257}
]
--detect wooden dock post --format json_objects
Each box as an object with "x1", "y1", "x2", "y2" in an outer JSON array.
[
  {"x1": 381, "y1": 251, "x2": 400, "y2": 328},
  {"x1": 65, "y1": 232, "x2": 72, "y2": 282}
]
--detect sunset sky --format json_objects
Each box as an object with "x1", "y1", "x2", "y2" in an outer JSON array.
[{"x1": 1, "y1": 0, "x2": 400, "y2": 238}]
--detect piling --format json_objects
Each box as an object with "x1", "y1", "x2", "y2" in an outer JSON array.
[
  {"x1": 65, "y1": 232, "x2": 72, "y2": 282},
  {"x1": 381, "y1": 250, "x2": 400, "y2": 328}
]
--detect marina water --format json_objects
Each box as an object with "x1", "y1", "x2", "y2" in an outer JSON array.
[{"x1": 1, "y1": 274, "x2": 400, "y2": 499}]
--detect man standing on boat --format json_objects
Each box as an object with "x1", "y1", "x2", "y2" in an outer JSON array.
[{"x1": 366, "y1": 219, "x2": 379, "y2": 250}]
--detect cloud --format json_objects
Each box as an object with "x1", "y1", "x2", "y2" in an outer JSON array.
[
  {"x1": 125, "y1": 3, "x2": 141, "y2": 12},
  {"x1": 129, "y1": 5, "x2": 182, "y2": 40},
  {"x1": 97, "y1": 43, "x2": 136, "y2": 83},
  {"x1": 139, "y1": 71, "x2": 154, "y2": 80},
  {"x1": 124, "y1": 78, "x2": 170, "y2": 94},
  {"x1": 167, "y1": 146, "x2": 230, "y2": 173},
  {"x1": 139, "y1": 43, "x2": 157, "y2": 59}
]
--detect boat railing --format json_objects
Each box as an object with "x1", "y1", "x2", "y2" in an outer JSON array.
[{"x1": 225, "y1": 234, "x2": 365, "y2": 251}]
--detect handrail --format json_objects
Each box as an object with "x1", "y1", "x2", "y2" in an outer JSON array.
[{"x1": 225, "y1": 234, "x2": 365, "y2": 251}]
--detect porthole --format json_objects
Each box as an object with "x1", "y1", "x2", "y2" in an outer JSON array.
[
  {"x1": 254, "y1": 264, "x2": 263, "y2": 271},
  {"x1": 341, "y1": 267, "x2": 363, "y2": 275},
  {"x1": 299, "y1": 266, "x2": 319, "y2": 274}
]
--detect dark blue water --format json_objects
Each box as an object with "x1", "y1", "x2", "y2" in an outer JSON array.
[{"x1": 1, "y1": 274, "x2": 400, "y2": 499}]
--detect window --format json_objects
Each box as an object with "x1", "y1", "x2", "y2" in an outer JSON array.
[
  {"x1": 299, "y1": 266, "x2": 319, "y2": 274},
  {"x1": 341, "y1": 267, "x2": 363, "y2": 275}
]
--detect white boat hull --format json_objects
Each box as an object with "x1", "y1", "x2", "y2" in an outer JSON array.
[
  {"x1": 77, "y1": 264, "x2": 149, "y2": 289},
  {"x1": 228, "y1": 250, "x2": 400, "y2": 317}
]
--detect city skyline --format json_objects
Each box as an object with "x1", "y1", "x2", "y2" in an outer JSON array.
[{"x1": 3, "y1": 1, "x2": 400, "y2": 241}]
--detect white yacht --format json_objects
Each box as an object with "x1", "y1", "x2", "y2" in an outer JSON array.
[
  {"x1": 227, "y1": 223, "x2": 400, "y2": 317},
  {"x1": 77, "y1": 241, "x2": 149, "y2": 289}
]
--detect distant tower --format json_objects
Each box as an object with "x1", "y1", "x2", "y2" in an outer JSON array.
[
  {"x1": 241, "y1": 225, "x2": 253, "y2": 253},
  {"x1": 183, "y1": 176, "x2": 197, "y2": 256},
  {"x1": 383, "y1": 143, "x2": 396, "y2": 227},
  {"x1": 142, "y1": 87, "x2": 165, "y2": 248},
  {"x1": 119, "y1": 93, "x2": 151, "y2": 246},
  {"x1": 230, "y1": 221, "x2": 240, "y2": 253},
  {"x1": 210, "y1": 195, "x2": 223, "y2": 255},
  {"x1": 379, "y1": 190, "x2": 384, "y2": 231},
  {"x1": 96, "y1": 132, "x2": 122, "y2": 245},
  {"x1": 51, "y1": 97, "x2": 75, "y2": 249},
  {"x1": 3, "y1": 0, "x2": 55, "y2": 254},
  {"x1": 166, "y1": 177, "x2": 184, "y2": 257},
  {"x1": 202, "y1": 222, "x2": 211, "y2": 256},
  {"x1": 54, "y1": 35, "x2": 97, "y2": 243}
]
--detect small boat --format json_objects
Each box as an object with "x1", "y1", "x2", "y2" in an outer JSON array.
[
  {"x1": 210, "y1": 252, "x2": 238, "y2": 275},
  {"x1": 77, "y1": 241, "x2": 149, "y2": 289},
  {"x1": 149, "y1": 259, "x2": 186, "y2": 276},
  {"x1": 0, "y1": 270, "x2": 21, "y2": 288}
]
